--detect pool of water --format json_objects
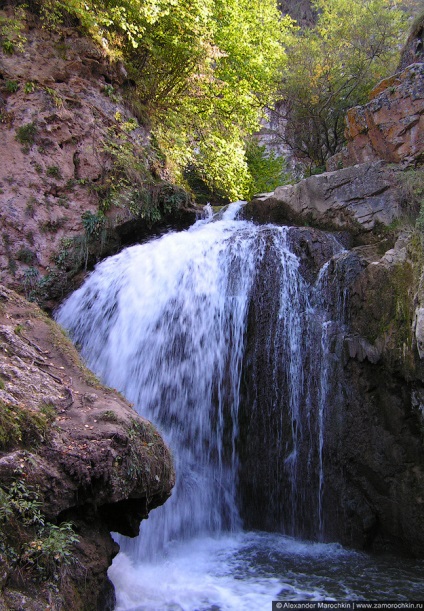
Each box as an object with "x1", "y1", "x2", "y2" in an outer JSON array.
[{"x1": 108, "y1": 531, "x2": 424, "y2": 611}]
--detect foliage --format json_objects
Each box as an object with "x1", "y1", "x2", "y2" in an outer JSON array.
[
  {"x1": 101, "y1": 128, "x2": 189, "y2": 220},
  {"x1": 5, "y1": 80, "x2": 19, "y2": 93},
  {"x1": 23, "y1": 266, "x2": 40, "y2": 299},
  {"x1": 398, "y1": 167, "x2": 424, "y2": 229},
  {"x1": 24, "y1": 81, "x2": 37, "y2": 94},
  {"x1": 0, "y1": 479, "x2": 78, "y2": 582},
  {"x1": 46, "y1": 165, "x2": 62, "y2": 179},
  {"x1": 23, "y1": 0, "x2": 292, "y2": 199},
  {"x1": 0, "y1": 399, "x2": 55, "y2": 451},
  {"x1": 81, "y1": 210, "x2": 106, "y2": 237},
  {"x1": 17, "y1": 246, "x2": 36, "y2": 264},
  {"x1": 278, "y1": 0, "x2": 408, "y2": 169},
  {"x1": 99, "y1": 409, "x2": 119, "y2": 423},
  {"x1": 0, "y1": 6, "x2": 27, "y2": 54},
  {"x1": 15, "y1": 122, "x2": 37, "y2": 147},
  {"x1": 245, "y1": 139, "x2": 292, "y2": 198}
]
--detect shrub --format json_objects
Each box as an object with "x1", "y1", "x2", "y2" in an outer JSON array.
[
  {"x1": 0, "y1": 479, "x2": 79, "y2": 582},
  {"x1": 46, "y1": 165, "x2": 62, "y2": 179},
  {"x1": 15, "y1": 122, "x2": 37, "y2": 147},
  {"x1": 5, "y1": 80, "x2": 19, "y2": 93},
  {"x1": 17, "y1": 247, "x2": 36, "y2": 265}
]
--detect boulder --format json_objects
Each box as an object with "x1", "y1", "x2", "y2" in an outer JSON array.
[
  {"x1": 244, "y1": 161, "x2": 400, "y2": 233},
  {"x1": 0, "y1": 285, "x2": 175, "y2": 609}
]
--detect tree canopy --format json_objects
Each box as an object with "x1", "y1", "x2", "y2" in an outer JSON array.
[
  {"x1": 8, "y1": 0, "x2": 412, "y2": 196},
  {"x1": 35, "y1": 0, "x2": 292, "y2": 200},
  {"x1": 277, "y1": 0, "x2": 409, "y2": 171}
]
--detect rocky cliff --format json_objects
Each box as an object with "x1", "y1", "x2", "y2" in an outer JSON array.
[
  {"x1": 0, "y1": 8, "x2": 180, "y2": 608},
  {"x1": 0, "y1": 285, "x2": 175, "y2": 609},
  {"x1": 0, "y1": 7, "x2": 197, "y2": 309},
  {"x1": 327, "y1": 63, "x2": 424, "y2": 171},
  {"x1": 237, "y1": 227, "x2": 424, "y2": 555},
  {"x1": 242, "y1": 35, "x2": 424, "y2": 555}
]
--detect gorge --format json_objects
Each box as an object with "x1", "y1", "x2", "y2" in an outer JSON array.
[
  {"x1": 1, "y1": 1, "x2": 424, "y2": 608},
  {"x1": 56, "y1": 202, "x2": 424, "y2": 608}
]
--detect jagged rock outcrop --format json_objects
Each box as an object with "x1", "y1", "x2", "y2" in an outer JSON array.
[
  {"x1": 0, "y1": 285, "x2": 175, "y2": 609},
  {"x1": 327, "y1": 63, "x2": 424, "y2": 171},
  {"x1": 0, "y1": 8, "x2": 197, "y2": 307},
  {"x1": 244, "y1": 161, "x2": 402, "y2": 234}
]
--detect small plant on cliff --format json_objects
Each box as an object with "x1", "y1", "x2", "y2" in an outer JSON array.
[
  {"x1": 0, "y1": 6, "x2": 27, "y2": 54},
  {"x1": 46, "y1": 165, "x2": 62, "y2": 179},
  {"x1": 99, "y1": 410, "x2": 119, "y2": 423},
  {"x1": 81, "y1": 210, "x2": 106, "y2": 238},
  {"x1": 398, "y1": 168, "x2": 424, "y2": 229},
  {"x1": 15, "y1": 122, "x2": 37, "y2": 148},
  {"x1": 17, "y1": 247, "x2": 37, "y2": 265},
  {"x1": 5, "y1": 80, "x2": 19, "y2": 93},
  {"x1": 0, "y1": 399, "x2": 54, "y2": 451},
  {"x1": 0, "y1": 479, "x2": 79, "y2": 583},
  {"x1": 24, "y1": 81, "x2": 36, "y2": 94},
  {"x1": 23, "y1": 267, "x2": 40, "y2": 300}
]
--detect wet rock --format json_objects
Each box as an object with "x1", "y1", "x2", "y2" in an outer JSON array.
[
  {"x1": 238, "y1": 228, "x2": 424, "y2": 556},
  {"x1": 415, "y1": 307, "x2": 424, "y2": 358}
]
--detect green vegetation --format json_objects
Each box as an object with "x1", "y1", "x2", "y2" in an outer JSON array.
[
  {"x1": 15, "y1": 122, "x2": 38, "y2": 147},
  {"x1": 81, "y1": 210, "x2": 105, "y2": 238},
  {"x1": 0, "y1": 479, "x2": 78, "y2": 582},
  {"x1": 17, "y1": 247, "x2": 37, "y2": 265},
  {"x1": 278, "y1": 0, "x2": 408, "y2": 170},
  {"x1": 46, "y1": 165, "x2": 62, "y2": 179},
  {"x1": 398, "y1": 167, "x2": 424, "y2": 229},
  {"x1": 22, "y1": 0, "x2": 292, "y2": 200},
  {"x1": 3, "y1": 0, "x2": 410, "y2": 197},
  {"x1": 245, "y1": 140, "x2": 291, "y2": 198},
  {"x1": 0, "y1": 399, "x2": 55, "y2": 451},
  {"x1": 24, "y1": 81, "x2": 37, "y2": 94},
  {"x1": 5, "y1": 80, "x2": 19, "y2": 93},
  {"x1": 0, "y1": 6, "x2": 26, "y2": 54},
  {"x1": 99, "y1": 410, "x2": 119, "y2": 423}
]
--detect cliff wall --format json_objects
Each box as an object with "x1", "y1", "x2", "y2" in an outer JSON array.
[
  {"x1": 242, "y1": 42, "x2": 424, "y2": 555},
  {"x1": 0, "y1": 285, "x2": 175, "y2": 609},
  {"x1": 0, "y1": 7, "x2": 197, "y2": 309}
]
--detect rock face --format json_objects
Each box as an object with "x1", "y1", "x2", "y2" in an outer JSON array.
[
  {"x1": 244, "y1": 161, "x2": 401, "y2": 233},
  {"x1": 241, "y1": 19, "x2": 424, "y2": 557},
  {"x1": 237, "y1": 228, "x2": 424, "y2": 556},
  {"x1": 327, "y1": 63, "x2": 424, "y2": 171},
  {"x1": 0, "y1": 9, "x2": 197, "y2": 308},
  {"x1": 0, "y1": 285, "x2": 175, "y2": 609},
  {"x1": 323, "y1": 233, "x2": 424, "y2": 555}
]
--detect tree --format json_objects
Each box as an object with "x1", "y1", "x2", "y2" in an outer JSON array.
[
  {"x1": 36, "y1": 0, "x2": 292, "y2": 200},
  {"x1": 277, "y1": 0, "x2": 408, "y2": 170}
]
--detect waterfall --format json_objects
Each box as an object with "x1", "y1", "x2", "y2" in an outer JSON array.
[{"x1": 56, "y1": 202, "x2": 347, "y2": 558}]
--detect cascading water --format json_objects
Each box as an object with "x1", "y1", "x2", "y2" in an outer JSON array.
[{"x1": 56, "y1": 204, "x2": 424, "y2": 609}]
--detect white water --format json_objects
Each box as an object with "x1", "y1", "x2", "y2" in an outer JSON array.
[
  {"x1": 56, "y1": 204, "x2": 424, "y2": 608},
  {"x1": 108, "y1": 532, "x2": 424, "y2": 610}
]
